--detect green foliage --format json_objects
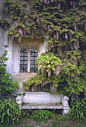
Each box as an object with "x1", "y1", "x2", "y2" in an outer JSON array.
[
  {"x1": 25, "y1": 125, "x2": 31, "y2": 127},
  {"x1": 21, "y1": 110, "x2": 30, "y2": 118},
  {"x1": 69, "y1": 98, "x2": 86, "y2": 120},
  {"x1": 23, "y1": 57, "x2": 86, "y2": 96},
  {"x1": 52, "y1": 122, "x2": 61, "y2": 127},
  {"x1": 31, "y1": 110, "x2": 52, "y2": 122},
  {"x1": 0, "y1": 50, "x2": 8, "y2": 67},
  {"x1": 0, "y1": 51, "x2": 19, "y2": 96},
  {"x1": 57, "y1": 61, "x2": 86, "y2": 96},
  {"x1": 3, "y1": 0, "x2": 28, "y2": 41},
  {"x1": 2, "y1": 0, "x2": 86, "y2": 96},
  {"x1": 0, "y1": 73, "x2": 19, "y2": 96},
  {"x1": 23, "y1": 52, "x2": 62, "y2": 90},
  {"x1": 23, "y1": 69, "x2": 46, "y2": 90},
  {"x1": 36, "y1": 52, "x2": 62, "y2": 72},
  {"x1": 0, "y1": 98, "x2": 21, "y2": 125},
  {"x1": 3, "y1": 0, "x2": 11, "y2": 7},
  {"x1": 0, "y1": 19, "x2": 10, "y2": 28}
]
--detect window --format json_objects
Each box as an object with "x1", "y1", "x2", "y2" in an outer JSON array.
[
  {"x1": 20, "y1": 48, "x2": 28, "y2": 73},
  {"x1": 30, "y1": 47, "x2": 38, "y2": 73},
  {"x1": 20, "y1": 47, "x2": 38, "y2": 73}
]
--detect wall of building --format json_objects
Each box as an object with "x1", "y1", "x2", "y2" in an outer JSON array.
[
  {"x1": 0, "y1": 0, "x2": 7, "y2": 56},
  {"x1": 0, "y1": 0, "x2": 48, "y2": 77},
  {"x1": 12, "y1": 37, "x2": 45, "y2": 76},
  {"x1": 0, "y1": 0, "x2": 25, "y2": 57},
  {"x1": 0, "y1": 0, "x2": 86, "y2": 78}
]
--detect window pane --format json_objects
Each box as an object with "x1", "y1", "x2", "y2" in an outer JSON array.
[
  {"x1": 23, "y1": 61, "x2": 28, "y2": 64},
  {"x1": 20, "y1": 53, "x2": 23, "y2": 56},
  {"x1": 30, "y1": 61, "x2": 34, "y2": 65},
  {"x1": 23, "y1": 53, "x2": 28, "y2": 56},
  {"x1": 20, "y1": 48, "x2": 28, "y2": 73},
  {"x1": 23, "y1": 57, "x2": 28, "y2": 60},
  {"x1": 34, "y1": 49, "x2": 38, "y2": 52},
  {"x1": 30, "y1": 57, "x2": 35, "y2": 60},
  {"x1": 20, "y1": 61, "x2": 23, "y2": 64},
  {"x1": 30, "y1": 48, "x2": 38, "y2": 73},
  {"x1": 20, "y1": 57, "x2": 23, "y2": 60},
  {"x1": 30, "y1": 70, "x2": 34, "y2": 73},
  {"x1": 35, "y1": 53, "x2": 38, "y2": 56},
  {"x1": 30, "y1": 53, "x2": 34, "y2": 56},
  {"x1": 35, "y1": 57, "x2": 37, "y2": 60},
  {"x1": 30, "y1": 65, "x2": 34, "y2": 68}
]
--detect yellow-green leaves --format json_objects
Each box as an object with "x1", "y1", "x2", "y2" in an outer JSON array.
[{"x1": 36, "y1": 52, "x2": 62, "y2": 72}]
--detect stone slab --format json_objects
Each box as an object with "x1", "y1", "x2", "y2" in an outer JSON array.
[
  {"x1": 22, "y1": 105, "x2": 64, "y2": 109},
  {"x1": 22, "y1": 92, "x2": 62, "y2": 104}
]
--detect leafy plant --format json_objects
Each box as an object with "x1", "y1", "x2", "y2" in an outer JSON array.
[
  {"x1": 31, "y1": 110, "x2": 52, "y2": 122},
  {"x1": 69, "y1": 98, "x2": 86, "y2": 120},
  {"x1": 21, "y1": 110, "x2": 30, "y2": 118},
  {"x1": 0, "y1": 51, "x2": 19, "y2": 97},
  {"x1": 25, "y1": 125, "x2": 31, "y2": 127},
  {"x1": 0, "y1": 19, "x2": 10, "y2": 28},
  {"x1": 23, "y1": 69, "x2": 46, "y2": 90},
  {"x1": 36, "y1": 52, "x2": 62, "y2": 72},
  {"x1": 0, "y1": 98, "x2": 21, "y2": 125},
  {"x1": 51, "y1": 121, "x2": 61, "y2": 127}
]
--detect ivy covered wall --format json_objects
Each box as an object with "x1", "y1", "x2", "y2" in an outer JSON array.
[{"x1": 0, "y1": 0, "x2": 86, "y2": 96}]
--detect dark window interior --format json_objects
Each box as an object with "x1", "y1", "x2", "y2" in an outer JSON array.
[
  {"x1": 20, "y1": 48, "x2": 28, "y2": 73},
  {"x1": 30, "y1": 48, "x2": 38, "y2": 73}
]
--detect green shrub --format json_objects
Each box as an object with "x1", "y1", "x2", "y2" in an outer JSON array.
[
  {"x1": 69, "y1": 98, "x2": 86, "y2": 120},
  {"x1": 25, "y1": 125, "x2": 31, "y2": 127},
  {"x1": 0, "y1": 98, "x2": 21, "y2": 125},
  {"x1": 31, "y1": 110, "x2": 52, "y2": 122},
  {"x1": 21, "y1": 110, "x2": 30, "y2": 118},
  {"x1": 0, "y1": 51, "x2": 19, "y2": 97}
]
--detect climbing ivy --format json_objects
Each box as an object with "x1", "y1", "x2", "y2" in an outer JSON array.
[
  {"x1": 0, "y1": 19, "x2": 10, "y2": 28},
  {"x1": 2, "y1": 0, "x2": 86, "y2": 96}
]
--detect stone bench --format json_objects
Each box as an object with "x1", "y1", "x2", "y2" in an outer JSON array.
[{"x1": 16, "y1": 92, "x2": 70, "y2": 116}]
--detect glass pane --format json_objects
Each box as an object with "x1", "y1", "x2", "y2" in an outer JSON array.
[
  {"x1": 20, "y1": 69, "x2": 23, "y2": 73},
  {"x1": 30, "y1": 70, "x2": 34, "y2": 72},
  {"x1": 23, "y1": 61, "x2": 28, "y2": 64},
  {"x1": 30, "y1": 61, "x2": 34, "y2": 64},
  {"x1": 24, "y1": 68, "x2": 27, "y2": 72},
  {"x1": 35, "y1": 57, "x2": 37, "y2": 60},
  {"x1": 20, "y1": 48, "x2": 28, "y2": 73},
  {"x1": 30, "y1": 57, "x2": 35, "y2": 60},
  {"x1": 30, "y1": 65, "x2": 34, "y2": 68},
  {"x1": 31, "y1": 48, "x2": 35, "y2": 52},
  {"x1": 23, "y1": 53, "x2": 28, "y2": 56},
  {"x1": 34, "y1": 49, "x2": 38, "y2": 52},
  {"x1": 20, "y1": 61, "x2": 23, "y2": 64},
  {"x1": 20, "y1": 65, "x2": 24, "y2": 69},
  {"x1": 23, "y1": 57, "x2": 28, "y2": 60},
  {"x1": 35, "y1": 53, "x2": 38, "y2": 56},
  {"x1": 30, "y1": 47, "x2": 38, "y2": 73},
  {"x1": 30, "y1": 53, "x2": 34, "y2": 56},
  {"x1": 20, "y1": 57, "x2": 23, "y2": 60},
  {"x1": 20, "y1": 53, "x2": 23, "y2": 56}
]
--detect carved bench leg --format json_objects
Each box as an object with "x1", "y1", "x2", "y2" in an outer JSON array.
[
  {"x1": 16, "y1": 95, "x2": 23, "y2": 109},
  {"x1": 62, "y1": 107, "x2": 70, "y2": 116}
]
